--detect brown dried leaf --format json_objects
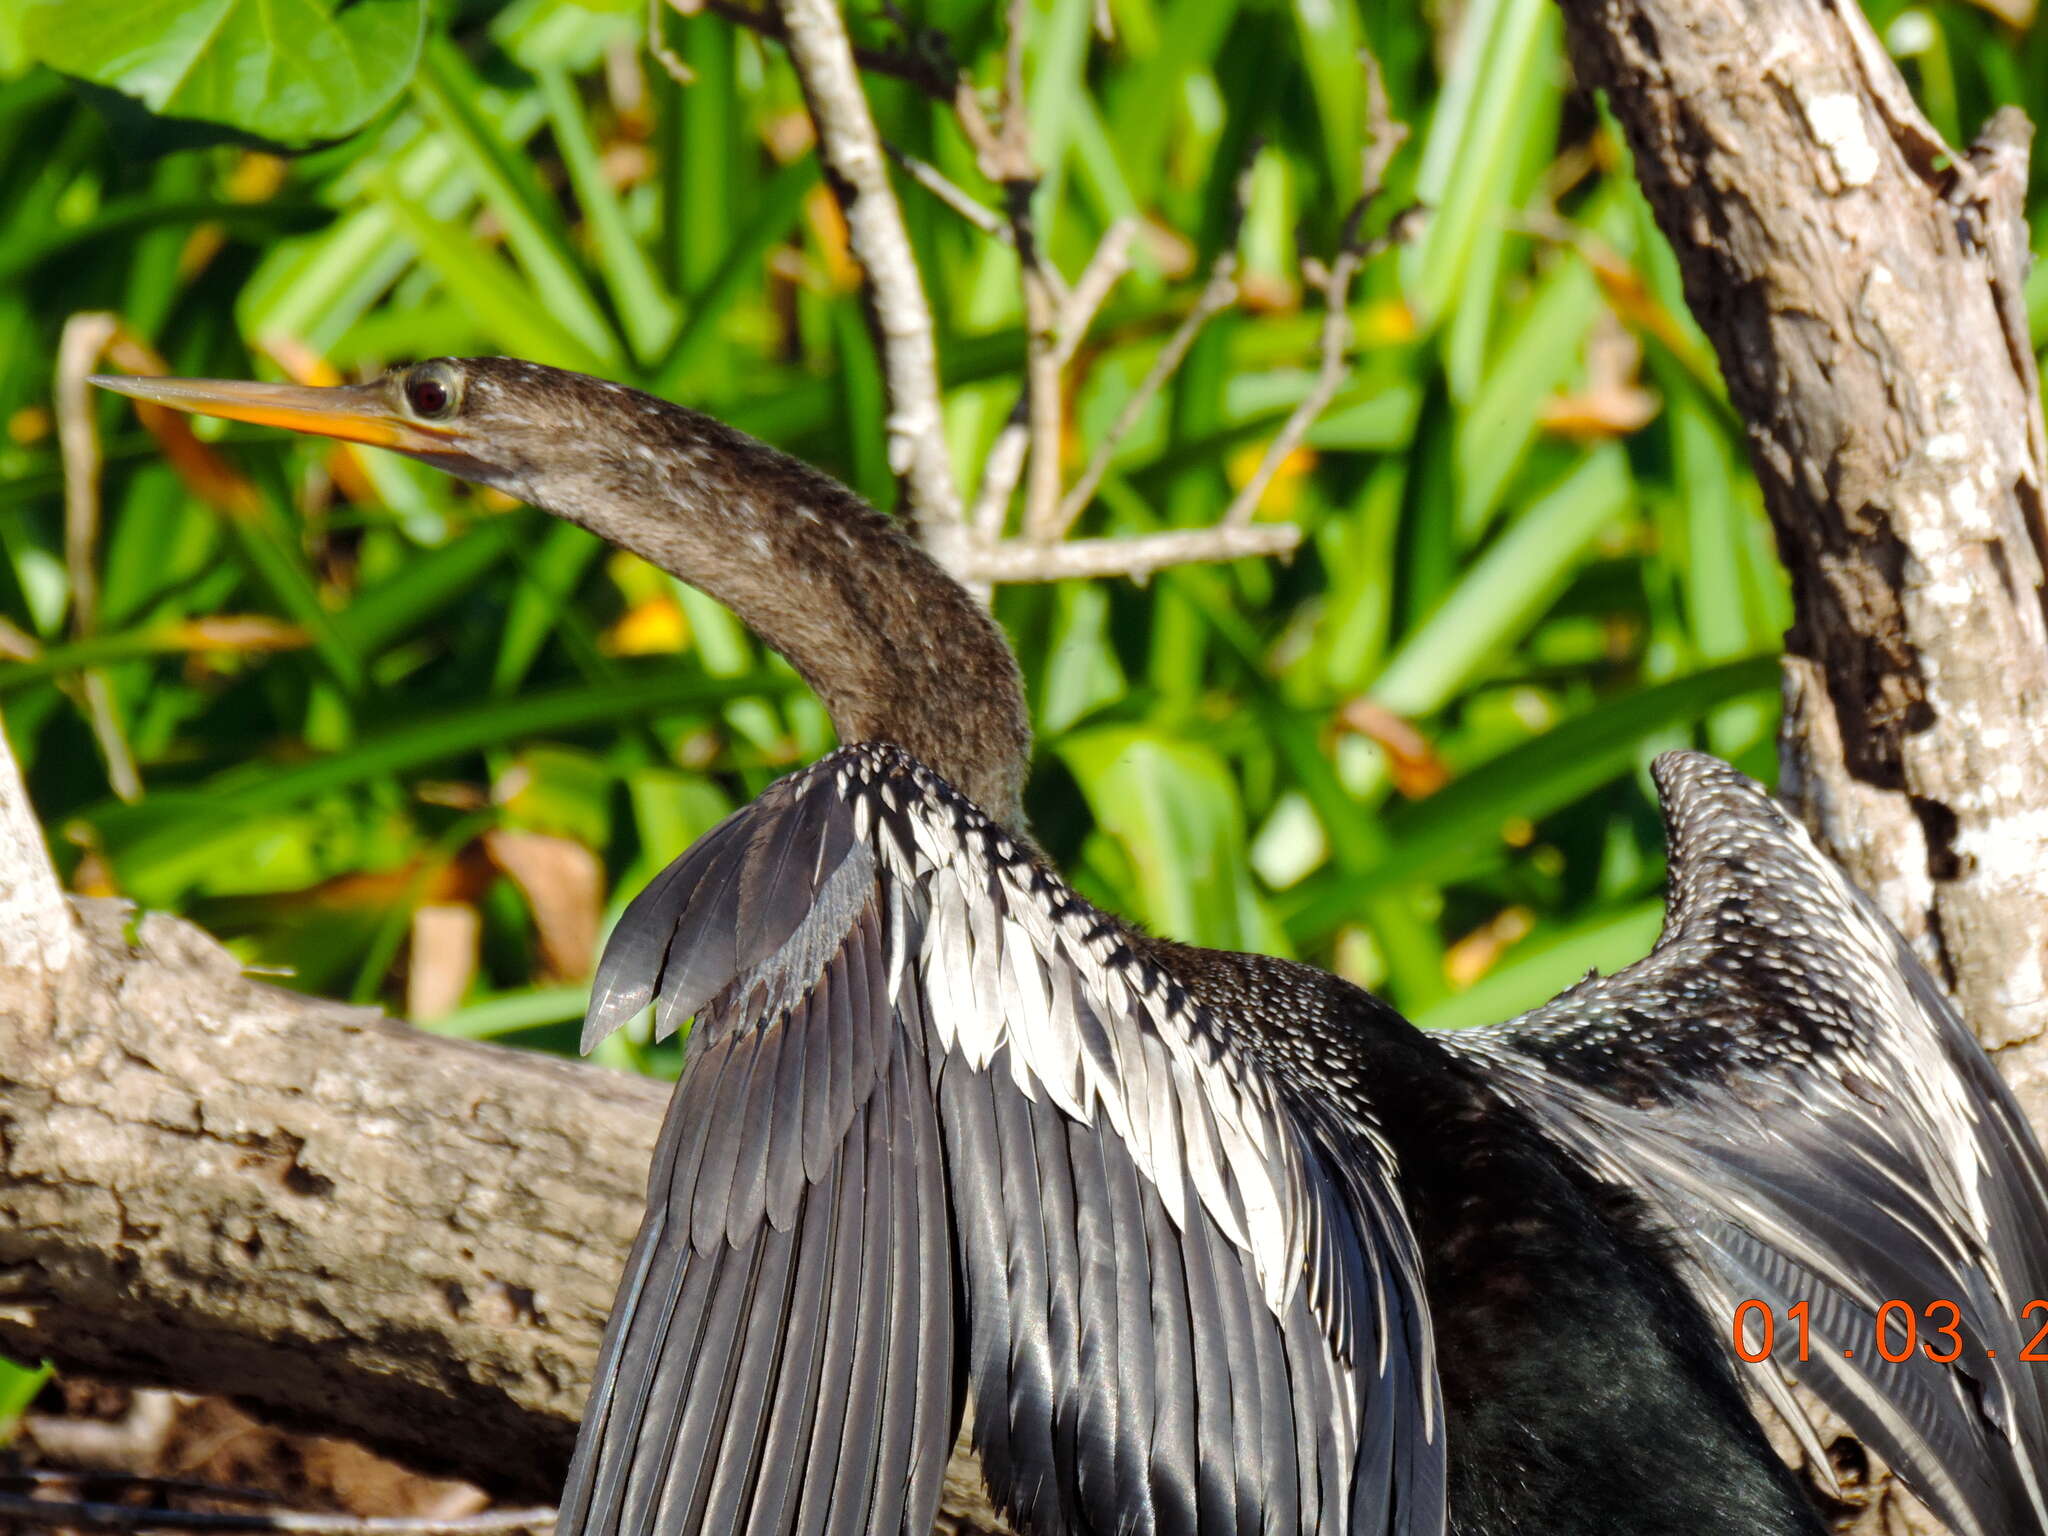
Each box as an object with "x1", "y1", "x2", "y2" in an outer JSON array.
[
  {"x1": 1333, "y1": 698, "x2": 1450, "y2": 799},
  {"x1": 484, "y1": 830, "x2": 604, "y2": 981},
  {"x1": 1443, "y1": 905, "x2": 1534, "y2": 989},
  {"x1": 406, "y1": 905, "x2": 480, "y2": 1023},
  {"x1": 1541, "y1": 311, "x2": 1661, "y2": 440}
]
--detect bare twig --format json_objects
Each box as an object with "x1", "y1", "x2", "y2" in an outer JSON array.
[
  {"x1": 709, "y1": 0, "x2": 1318, "y2": 600},
  {"x1": 1017, "y1": 221, "x2": 1067, "y2": 542},
  {"x1": 55, "y1": 312, "x2": 141, "y2": 804},
  {"x1": 969, "y1": 522, "x2": 1301, "y2": 583},
  {"x1": 1221, "y1": 58, "x2": 1410, "y2": 529},
  {"x1": 646, "y1": 0, "x2": 694, "y2": 86},
  {"x1": 885, "y1": 143, "x2": 1011, "y2": 243},
  {"x1": 0, "y1": 1494, "x2": 554, "y2": 1535},
  {"x1": 56, "y1": 315, "x2": 115, "y2": 640},
  {"x1": 643, "y1": 0, "x2": 700, "y2": 85},
  {"x1": 970, "y1": 397, "x2": 1032, "y2": 545},
  {"x1": 1049, "y1": 146, "x2": 1266, "y2": 539},
  {"x1": 1214, "y1": 229, "x2": 1359, "y2": 529},
  {"x1": 770, "y1": 0, "x2": 967, "y2": 572},
  {"x1": 1058, "y1": 219, "x2": 1139, "y2": 360},
  {"x1": 947, "y1": 0, "x2": 1078, "y2": 545},
  {"x1": 1052, "y1": 256, "x2": 1239, "y2": 536},
  {"x1": 693, "y1": 0, "x2": 957, "y2": 99},
  {"x1": 967, "y1": 217, "x2": 1135, "y2": 547}
]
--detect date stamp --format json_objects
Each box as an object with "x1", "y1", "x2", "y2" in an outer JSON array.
[{"x1": 1734, "y1": 1299, "x2": 2048, "y2": 1364}]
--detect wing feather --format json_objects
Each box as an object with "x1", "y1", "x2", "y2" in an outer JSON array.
[
  {"x1": 560, "y1": 744, "x2": 1444, "y2": 1536},
  {"x1": 1448, "y1": 751, "x2": 2048, "y2": 1536}
]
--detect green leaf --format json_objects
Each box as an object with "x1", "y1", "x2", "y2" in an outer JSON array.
[
  {"x1": 1281, "y1": 657, "x2": 1779, "y2": 943},
  {"x1": 1371, "y1": 656, "x2": 1778, "y2": 893},
  {"x1": 1414, "y1": 899, "x2": 1667, "y2": 1032},
  {"x1": 1059, "y1": 725, "x2": 1285, "y2": 955},
  {"x1": 1372, "y1": 447, "x2": 1632, "y2": 718},
  {"x1": 426, "y1": 984, "x2": 588, "y2": 1039},
  {"x1": 369, "y1": 168, "x2": 615, "y2": 373},
  {"x1": 410, "y1": 40, "x2": 622, "y2": 367},
  {"x1": 87, "y1": 671, "x2": 790, "y2": 900},
  {"x1": 27, "y1": 0, "x2": 426, "y2": 147},
  {"x1": 0, "y1": 1356, "x2": 52, "y2": 1445},
  {"x1": 537, "y1": 66, "x2": 678, "y2": 362}
]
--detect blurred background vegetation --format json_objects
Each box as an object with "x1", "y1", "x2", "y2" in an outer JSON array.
[{"x1": 0, "y1": 0, "x2": 2042, "y2": 1132}]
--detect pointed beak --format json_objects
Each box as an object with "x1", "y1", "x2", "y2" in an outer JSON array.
[{"x1": 88, "y1": 374, "x2": 460, "y2": 455}]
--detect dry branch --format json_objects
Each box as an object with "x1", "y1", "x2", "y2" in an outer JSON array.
[
  {"x1": 1220, "y1": 60, "x2": 1407, "y2": 529},
  {"x1": 769, "y1": 0, "x2": 966, "y2": 572},
  {"x1": 965, "y1": 522, "x2": 1302, "y2": 583},
  {"x1": 707, "y1": 1, "x2": 1367, "y2": 592},
  {"x1": 0, "y1": 898, "x2": 657, "y2": 1502},
  {"x1": 1559, "y1": 0, "x2": 2048, "y2": 1068},
  {"x1": 1560, "y1": 0, "x2": 2048, "y2": 1527}
]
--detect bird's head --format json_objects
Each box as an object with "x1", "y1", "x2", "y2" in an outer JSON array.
[{"x1": 88, "y1": 357, "x2": 647, "y2": 511}]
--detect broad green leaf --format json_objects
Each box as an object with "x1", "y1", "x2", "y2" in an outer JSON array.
[
  {"x1": 410, "y1": 40, "x2": 621, "y2": 367},
  {"x1": 0, "y1": 1357, "x2": 52, "y2": 1445},
  {"x1": 1371, "y1": 447, "x2": 1632, "y2": 720},
  {"x1": 87, "y1": 671, "x2": 790, "y2": 899},
  {"x1": 1337, "y1": 656, "x2": 1778, "y2": 908},
  {"x1": 26, "y1": 0, "x2": 425, "y2": 146},
  {"x1": 1060, "y1": 725, "x2": 1286, "y2": 955},
  {"x1": 1402, "y1": 0, "x2": 1555, "y2": 326},
  {"x1": 427, "y1": 985, "x2": 588, "y2": 1039},
  {"x1": 537, "y1": 67, "x2": 677, "y2": 362}
]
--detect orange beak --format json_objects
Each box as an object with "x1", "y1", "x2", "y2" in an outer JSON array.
[{"x1": 87, "y1": 374, "x2": 461, "y2": 455}]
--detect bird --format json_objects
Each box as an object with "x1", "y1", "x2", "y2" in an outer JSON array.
[{"x1": 94, "y1": 356, "x2": 2048, "y2": 1536}]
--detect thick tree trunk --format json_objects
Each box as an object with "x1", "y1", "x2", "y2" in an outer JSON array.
[{"x1": 1558, "y1": 0, "x2": 2047, "y2": 1526}]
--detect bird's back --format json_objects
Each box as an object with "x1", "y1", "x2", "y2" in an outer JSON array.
[{"x1": 1169, "y1": 947, "x2": 1824, "y2": 1536}]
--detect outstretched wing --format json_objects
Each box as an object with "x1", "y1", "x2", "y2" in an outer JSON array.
[
  {"x1": 559, "y1": 743, "x2": 1445, "y2": 1536},
  {"x1": 1447, "y1": 751, "x2": 2048, "y2": 1536}
]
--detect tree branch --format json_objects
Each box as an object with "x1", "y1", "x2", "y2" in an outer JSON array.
[
  {"x1": 0, "y1": 1493, "x2": 554, "y2": 1535},
  {"x1": 0, "y1": 881, "x2": 1015, "y2": 1533},
  {"x1": 1221, "y1": 65, "x2": 1410, "y2": 530},
  {"x1": 769, "y1": 0, "x2": 967, "y2": 573},
  {"x1": 966, "y1": 522, "x2": 1302, "y2": 583}
]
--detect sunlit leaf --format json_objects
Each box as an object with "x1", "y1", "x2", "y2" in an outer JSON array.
[{"x1": 27, "y1": 0, "x2": 425, "y2": 146}]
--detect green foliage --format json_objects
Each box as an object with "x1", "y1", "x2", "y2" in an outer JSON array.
[
  {"x1": 0, "y1": 0, "x2": 2042, "y2": 1058},
  {"x1": 22, "y1": 0, "x2": 426, "y2": 146},
  {"x1": 0, "y1": 1356, "x2": 51, "y2": 1443}
]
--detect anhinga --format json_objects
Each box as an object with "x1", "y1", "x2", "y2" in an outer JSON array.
[{"x1": 97, "y1": 358, "x2": 2048, "y2": 1536}]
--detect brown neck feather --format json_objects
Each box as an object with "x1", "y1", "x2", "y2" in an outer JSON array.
[{"x1": 521, "y1": 392, "x2": 1031, "y2": 824}]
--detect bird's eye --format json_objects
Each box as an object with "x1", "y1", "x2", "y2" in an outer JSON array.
[{"x1": 406, "y1": 369, "x2": 457, "y2": 418}]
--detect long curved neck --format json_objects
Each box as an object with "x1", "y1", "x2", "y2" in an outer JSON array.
[{"x1": 533, "y1": 406, "x2": 1031, "y2": 824}]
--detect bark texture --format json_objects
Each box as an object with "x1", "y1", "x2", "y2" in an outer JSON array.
[
  {"x1": 1558, "y1": 0, "x2": 2048, "y2": 1048},
  {"x1": 0, "y1": 888, "x2": 1010, "y2": 1528},
  {"x1": 0, "y1": 898, "x2": 660, "y2": 1501},
  {"x1": 1558, "y1": 0, "x2": 2047, "y2": 1527}
]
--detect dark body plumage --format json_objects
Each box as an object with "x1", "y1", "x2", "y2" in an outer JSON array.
[
  {"x1": 93, "y1": 358, "x2": 2048, "y2": 1536},
  {"x1": 564, "y1": 745, "x2": 1832, "y2": 1536},
  {"x1": 1152, "y1": 944, "x2": 1823, "y2": 1536}
]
